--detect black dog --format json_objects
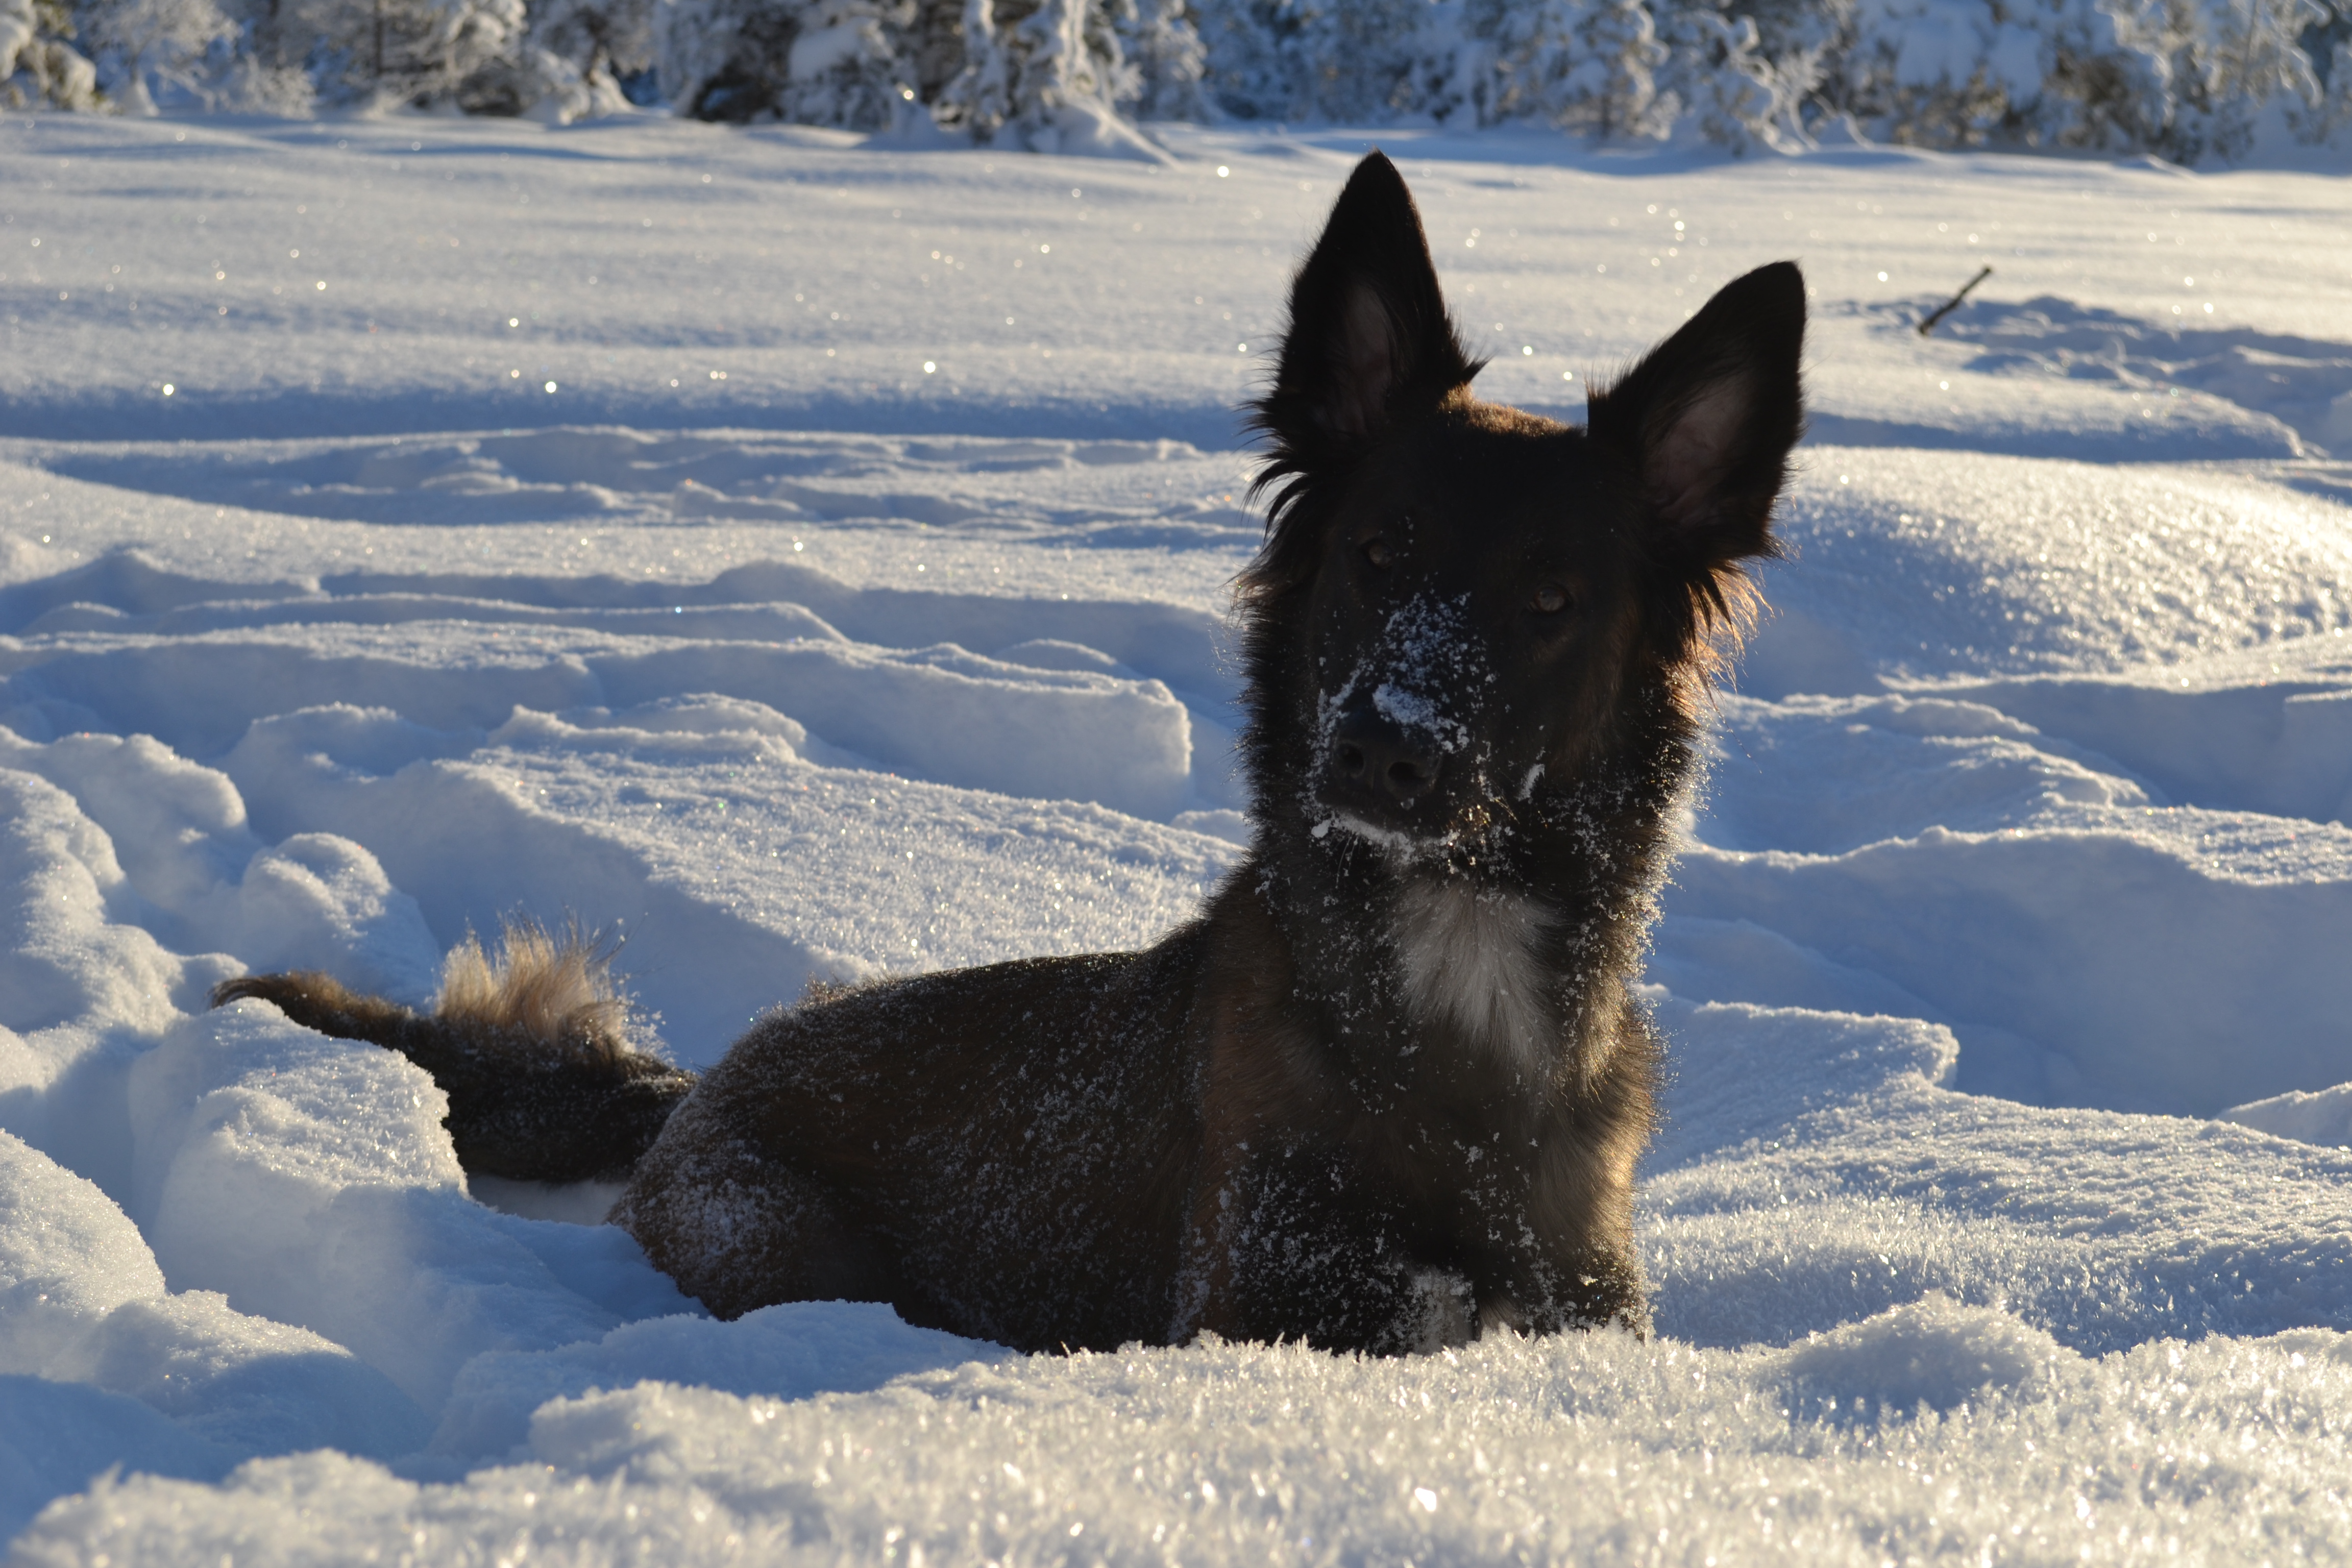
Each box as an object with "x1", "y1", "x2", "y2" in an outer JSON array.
[{"x1": 217, "y1": 152, "x2": 1806, "y2": 1355}]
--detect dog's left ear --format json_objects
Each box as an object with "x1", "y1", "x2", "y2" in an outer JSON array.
[
  {"x1": 1588, "y1": 262, "x2": 1806, "y2": 572},
  {"x1": 1256, "y1": 152, "x2": 1481, "y2": 465}
]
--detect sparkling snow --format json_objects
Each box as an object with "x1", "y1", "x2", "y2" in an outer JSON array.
[{"x1": 4, "y1": 112, "x2": 2352, "y2": 1563}]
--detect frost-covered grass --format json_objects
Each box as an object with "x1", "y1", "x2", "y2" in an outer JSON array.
[{"x1": 3, "y1": 114, "x2": 2352, "y2": 1563}]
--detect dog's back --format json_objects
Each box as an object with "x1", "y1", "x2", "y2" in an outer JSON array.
[{"x1": 619, "y1": 932, "x2": 1212, "y2": 1346}]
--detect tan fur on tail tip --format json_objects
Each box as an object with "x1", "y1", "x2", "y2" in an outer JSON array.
[{"x1": 436, "y1": 918, "x2": 643, "y2": 1063}]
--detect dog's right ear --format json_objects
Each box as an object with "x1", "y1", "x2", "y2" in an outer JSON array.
[
  {"x1": 1254, "y1": 153, "x2": 1481, "y2": 470},
  {"x1": 1587, "y1": 261, "x2": 1807, "y2": 577}
]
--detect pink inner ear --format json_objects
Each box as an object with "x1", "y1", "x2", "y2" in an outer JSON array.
[
  {"x1": 1647, "y1": 376, "x2": 1750, "y2": 531},
  {"x1": 1327, "y1": 284, "x2": 1399, "y2": 438}
]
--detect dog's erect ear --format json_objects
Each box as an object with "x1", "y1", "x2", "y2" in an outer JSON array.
[
  {"x1": 1256, "y1": 153, "x2": 1481, "y2": 459},
  {"x1": 1588, "y1": 262, "x2": 1806, "y2": 571}
]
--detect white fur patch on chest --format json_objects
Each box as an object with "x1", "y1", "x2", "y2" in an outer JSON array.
[{"x1": 1390, "y1": 878, "x2": 1556, "y2": 1077}]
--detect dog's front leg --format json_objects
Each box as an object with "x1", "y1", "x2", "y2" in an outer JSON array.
[
  {"x1": 1180, "y1": 1143, "x2": 1475, "y2": 1355},
  {"x1": 1477, "y1": 1138, "x2": 1652, "y2": 1338},
  {"x1": 1478, "y1": 1239, "x2": 1650, "y2": 1340}
]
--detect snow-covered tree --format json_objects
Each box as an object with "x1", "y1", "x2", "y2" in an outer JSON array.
[
  {"x1": 514, "y1": 0, "x2": 649, "y2": 112},
  {"x1": 0, "y1": 0, "x2": 32, "y2": 64},
  {"x1": 1420, "y1": 0, "x2": 1684, "y2": 136},
  {"x1": 533, "y1": 0, "x2": 652, "y2": 76},
  {"x1": 1656, "y1": 2, "x2": 1820, "y2": 149},
  {"x1": 4, "y1": 0, "x2": 103, "y2": 105},
  {"x1": 784, "y1": 0, "x2": 918, "y2": 120},
  {"x1": 1827, "y1": 0, "x2": 1994, "y2": 143},
  {"x1": 1118, "y1": 0, "x2": 1204, "y2": 117},
  {"x1": 657, "y1": 0, "x2": 789, "y2": 115},
  {"x1": 2011, "y1": 0, "x2": 2174, "y2": 148},
  {"x1": 933, "y1": 0, "x2": 1011, "y2": 125},
  {"x1": 1186, "y1": 0, "x2": 1277, "y2": 112},
  {"x1": 1193, "y1": 0, "x2": 1425, "y2": 120},
  {"x1": 935, "y1": 0, "x2": 1136, "y2": 145},
  {"x1": 205, "y1": 43, "x2": 320, "y2": 110},
  {"x1": 1409, "y1": 0, "x2": 1495, "y2": 123},
  {"x1": 2140, "y1": 0, "x2": 2325, "y2": 157},
  {"x1": 1795, "y1": 0, "x2": 2166, "y2": 150},
  {"x1": 244, "y1": 0, "x2": 524, "y2": 105},
  {"x1": 1442, "y1": 0, "x2": 1675, "y2": 137},
  {"x1": 81, "y1": 0, "x2": 234, "y2": 111},
  {"x1": 658, "y1": 0, "x2": 909, "y2": 123},
  {"x1": 2285, "y1": 0, "x2": 2352, "y2": 138},
  {"x1": 904, "y1": 0, "x2": 963, "y2": 96}
]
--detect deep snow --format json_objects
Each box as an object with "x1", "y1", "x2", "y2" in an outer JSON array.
[{"x1": 3, "y1": 111, "x2": 2352, "y2": 1563}]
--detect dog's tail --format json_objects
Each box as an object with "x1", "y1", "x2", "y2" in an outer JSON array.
[{"x1": 211, "y1": 921, "x2": 697, "y2": 1184}]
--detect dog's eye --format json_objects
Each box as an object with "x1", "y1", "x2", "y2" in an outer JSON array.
[
  {"x1": 1532, "y1": 582, "x2": 1572, "y2": 615},
  {"x1": 1361, "y1": 538, "x2": 1393, "y2": 568}
]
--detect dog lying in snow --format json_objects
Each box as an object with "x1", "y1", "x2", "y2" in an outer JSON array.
[{"x1": 215, "y1": 153, "x2": 1806, "y2": 1356}]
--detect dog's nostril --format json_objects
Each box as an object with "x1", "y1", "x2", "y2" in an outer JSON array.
[
  {"x1": 1386, "y1": 758, "x2": 1433, "y2": 797},
  {"x1": 1337, "y1": 743, "x2": 1367, "y2": 777}
]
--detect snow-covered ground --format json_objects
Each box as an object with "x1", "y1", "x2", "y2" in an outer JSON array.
[{"x1": 4, "y1": 110, "x2": 2352, "y2": 1562}]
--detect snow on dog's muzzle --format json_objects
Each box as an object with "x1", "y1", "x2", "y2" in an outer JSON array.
[{"x1": 1314, "y1": 594, "x2": 1488, "y2": 832}]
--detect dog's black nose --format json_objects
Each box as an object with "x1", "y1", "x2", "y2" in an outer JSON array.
[{"x1": 1330, "y1": 710, "x2": 1441, "y2": 807}]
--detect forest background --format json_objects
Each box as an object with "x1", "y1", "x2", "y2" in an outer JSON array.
[{"x1": 5, "y1": 0, "x2": 2350, "y2": 165}]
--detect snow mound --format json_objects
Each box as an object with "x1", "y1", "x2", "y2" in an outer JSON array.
[
  {"x1": 1778, "y1": 1293, "x2": 2078, "y2": 1413},
  {"x1": 2223, "y1": 1084, "x2": 2352, "y2": 1149},
  {"x1": 0, "y1": 1131, "x2": 165, "y2": 1378},
  {"x1": 0, "y1": 1129, "x2": 430, "y2": 1498}
]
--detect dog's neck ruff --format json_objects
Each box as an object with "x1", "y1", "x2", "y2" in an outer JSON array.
[{"x1": 1389, "y1": 875, "x2": 1556, "y2": 1081}]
